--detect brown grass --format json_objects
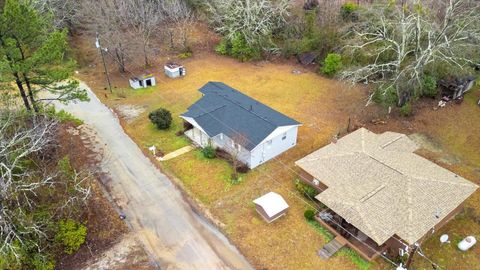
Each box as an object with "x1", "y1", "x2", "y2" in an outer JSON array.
[{"x1": 72, "y1": 30, "x2": 480, "y2": 269}]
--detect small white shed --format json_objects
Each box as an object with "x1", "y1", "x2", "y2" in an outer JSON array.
[
  {"x1": 129, "y1": 74, "x2": 156, "y2": 89},
  {"x1": 253, "y1": 192, "x2": 289, "y2": 223},
  {"x1": 164, "y1": 63, "x2": 186, "y2": 78}
]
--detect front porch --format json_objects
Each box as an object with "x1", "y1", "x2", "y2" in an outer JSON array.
[
  {"x1": 315, "y1": 209, "x2": 387, "y2": 260},
  {"x1": 184, "y1": 126, "x2": 210, "y2": 147}
]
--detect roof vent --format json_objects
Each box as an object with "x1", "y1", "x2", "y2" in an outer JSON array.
[{"x1": 249, "y1": 105, "x2": 253, "y2": 111}]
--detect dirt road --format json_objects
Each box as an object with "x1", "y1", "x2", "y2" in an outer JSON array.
[{"x1": 53, "y1": 83, "x2": 253, "y2": 270}]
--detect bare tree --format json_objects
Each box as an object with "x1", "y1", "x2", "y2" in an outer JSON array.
[
  {"x1": 206, "y1": 0, "x2": 290, "y2": 53},
  {"x1": 80, "y1": 0, "x2": 132, "y2": 73},
  {"x1": 224, "y1": 133, "x2": 249, "y2": 182},
  {"x1": 0, "y1": 105, "x2": 91, "y2": 260},
  {"x1": 341, "y1": 0, "x2": 480, "y2": 105},
  {"x1": 124, "y1": 0, "x2": 164, "y2": 67},
  {"x1": 30, "y1": 0, "x2": 81, "y2": 29},
  {"x1": 161, "y1": 0, "x2": 195, "y2": 51}
]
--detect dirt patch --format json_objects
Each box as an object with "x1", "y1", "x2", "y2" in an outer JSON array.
[
  {"x1": 116, "y1": 104, "x2": 148, "y2": 123},
  {"x1": 82, "y1": 233, "x2": 152, "y2": 270}
]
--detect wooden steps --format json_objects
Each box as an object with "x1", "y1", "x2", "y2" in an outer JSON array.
[{"x1": 317, "y1": 236, "x2": 347, "y2": 259}]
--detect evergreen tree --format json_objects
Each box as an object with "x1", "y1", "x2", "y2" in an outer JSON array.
[{"x1": 0, "y1": 0, "x2": 87, "y2": 112}]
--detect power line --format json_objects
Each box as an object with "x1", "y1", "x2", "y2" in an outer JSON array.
[
  {"x1": 93, "y1": 35, "x2": 444, "y2": 269},
  {"x1": 96, "y1": 39, "x2": 446, "y2": 269}
]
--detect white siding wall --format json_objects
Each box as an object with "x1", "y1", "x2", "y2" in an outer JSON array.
[
  {"x1": 129, "y1": 79, "x2": 141, "y2": 89},
  {"x1": 183, "y1": 118, "x2": 299, "y2": 169},
  {"x1": 186, "y1": 127, "x2": 210, "y2": 147},
  {"x1": 211, "y1": 134, "x2": 252, "y2": 167},
  {"x1": 250, "y1": 126, "x2": 298, "y2": 169}
]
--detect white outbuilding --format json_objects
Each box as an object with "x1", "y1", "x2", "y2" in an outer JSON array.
[
  {"x1": 253, "y1": 192, "x2": 289, "y2": 223},
  {"x1": 164, "y1": 62, "x2": 186, "y2": 78},
  {"x1": 129, "y1": 74, "x2": 156, "y2": 89}
]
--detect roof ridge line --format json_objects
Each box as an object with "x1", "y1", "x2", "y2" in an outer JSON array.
[
  {"x1": 207, "y1": 82, "x2": 282, "y2": 128},
  {"x1": 380, "y1": 134, "x2": 407, "y2": 149},
  {"x1": 408, "y1": 174, "x2": 478, "y2": 187},
  {"x1": 194, "y1": 104, "x2": 226, "y2": 118}
]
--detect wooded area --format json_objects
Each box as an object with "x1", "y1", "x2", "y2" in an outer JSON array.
[{"x1": 0, "y1": 1, "x2": 479, "y2": 269}]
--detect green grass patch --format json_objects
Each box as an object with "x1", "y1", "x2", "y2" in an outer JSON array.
[
  {"x1": 306, "y1": 219, "x2": 370, "y2": 270},
  {"x1": 337, "y1": 248, "x2": 371, "y2": 270},
  {"x1": 306, "y1": 219, "x2": 334, "y2": 241}
]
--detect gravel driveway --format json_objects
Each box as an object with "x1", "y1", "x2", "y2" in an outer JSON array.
[{"x1": 53, "y1": 82, "x2": 253, "y2": 270}]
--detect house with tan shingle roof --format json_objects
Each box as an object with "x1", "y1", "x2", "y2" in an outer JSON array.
[{"x1": 295, "y1": 128, "x2": 478, "y2": 260}]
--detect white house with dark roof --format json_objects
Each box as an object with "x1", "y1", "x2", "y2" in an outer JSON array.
[{"x1": 181, "y1": 82, "x2": 301, "y2": 169}]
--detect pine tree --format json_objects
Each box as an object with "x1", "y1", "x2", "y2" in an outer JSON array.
[{"x1": 0, "y1": 0, "x2": 87, "y2": 112}]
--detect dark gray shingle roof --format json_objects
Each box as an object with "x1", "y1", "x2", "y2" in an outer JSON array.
[{"x1": 181, "y1": 82, "x2": 300, "y2": 150}]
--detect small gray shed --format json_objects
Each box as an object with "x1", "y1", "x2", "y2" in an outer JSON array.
[{"x1": 164, "y1": 63, "x2": 186, "y2": 78}]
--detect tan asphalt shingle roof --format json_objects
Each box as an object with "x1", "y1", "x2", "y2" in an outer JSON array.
[{"x1": 295, "y1": 128, "x2": 478, "y2": 246}]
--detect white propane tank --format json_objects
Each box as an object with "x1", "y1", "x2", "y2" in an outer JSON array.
[{"x1": 458, "y1": 236, "x2": 476, "y2": 251}]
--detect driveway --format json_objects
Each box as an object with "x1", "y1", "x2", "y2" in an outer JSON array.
[{"x1": 53, "y1": 82, "x2": 253, "y2": 270}]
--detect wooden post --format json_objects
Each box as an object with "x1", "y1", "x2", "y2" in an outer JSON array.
[{"x1": 404, "y1": 243, "x2": 419, "y2": 269}]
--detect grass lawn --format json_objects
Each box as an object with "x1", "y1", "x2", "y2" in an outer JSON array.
[{"x1": 76, "y1": 48, "x2": 480, "y2": 270}]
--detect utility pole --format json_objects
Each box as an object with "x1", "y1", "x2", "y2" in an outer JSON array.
[{"x1": 95, "y1": 33, "x2": 112, "y2": 93}]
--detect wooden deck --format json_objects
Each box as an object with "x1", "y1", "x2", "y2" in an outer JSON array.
[{"x1": 317, "y1": 236, "x2": 347, "y2": 259}]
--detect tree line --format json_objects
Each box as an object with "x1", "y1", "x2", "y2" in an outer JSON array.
[
  {"x1": 11, "y1": 0, "x2": 478, "y2": 111},
  {"x1": 0, "y1": 1, "x2": 93, "y2": 268}
]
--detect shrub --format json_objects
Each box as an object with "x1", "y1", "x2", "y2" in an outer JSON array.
[
  {"x1": 44, "y1": 106, "x2": 83, "y2": 125},
  {"x1": 422, "y1": 75, "x2": 438, "y2": 98},
  {"x1": 372, "y1": 86, "x2": 398, "y2": 107},
  {"x1": 215, "y1": 34, "x2": 261, "y2": 61},
  {"x1": 55, "y1": 109, "x2": 84, "y2": 125},
  {"x1": 148, "y1": 108, "x2": 172, "y2": 130},
  {"x1": 321, "y1": 53, "x2": 342, "y2": 76},
  {"x1": 31, "y1": 254, "x2": 55, "y2": 270},
  {"x1": 215, "y1": 39, "x2": 229, "y2": 55},
  {"x1": 202, "y1": 145, "x2": 216, "y2": 159},
  {"x1": 295, "y1": 179, "x2": 319, "y2": 199},
  {"x1": 340, "y1": 2, "x2": 359, "y2": 21},
  {"x1": 231, "y1": 33, "x2": 261, "y2": 61},
  {"x1": 399, "y1": 102, "x2": 412, "y2": 117},
  {"x1": 55, "y1": 219, "x2": 87, "y2": 254},
  {"x1": 178, "y1": 52, "x2": 192, "y2": 59},
  {"x1": 304, "y1": 209, "x2": 316, "y2": 220}
]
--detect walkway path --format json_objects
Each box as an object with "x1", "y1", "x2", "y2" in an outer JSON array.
[
  {"x1": 158, "y1": 145, "x2": 195, "y2": 161},
  {"x1": 52, "y1": 82, "x2": 253, "y2": 270}
]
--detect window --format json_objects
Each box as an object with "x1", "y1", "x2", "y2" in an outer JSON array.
[
  {"x1": 220, "y1": 133, "x2": 224, "y2": 140},
  {"x1": 266, "y1": 140, "x2": 272, "y2": 148},
  {"x1": 282, "y1": 132, "x2": 287, "y2": 140}
]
